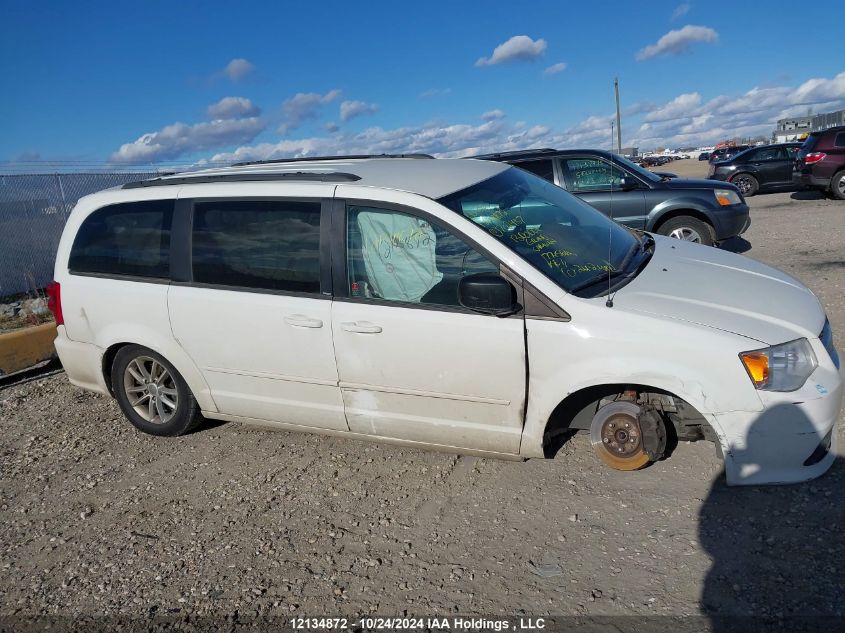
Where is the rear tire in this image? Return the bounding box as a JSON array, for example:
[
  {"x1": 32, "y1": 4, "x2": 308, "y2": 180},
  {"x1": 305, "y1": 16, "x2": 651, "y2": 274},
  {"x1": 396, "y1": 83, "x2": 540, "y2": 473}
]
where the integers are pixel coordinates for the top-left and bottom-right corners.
[
  {"x1": 831, "y1": 170, "x2": 845, "y2": 201},
  {"x1": 111, "y1": 345, "x2": 203, "y2": 437},
  {"x1": 657, "y1": 216, "x2": 715, "y2": 246},
  {"x1": 731, "y1": 173, "x2": 758, "y2": 197}
]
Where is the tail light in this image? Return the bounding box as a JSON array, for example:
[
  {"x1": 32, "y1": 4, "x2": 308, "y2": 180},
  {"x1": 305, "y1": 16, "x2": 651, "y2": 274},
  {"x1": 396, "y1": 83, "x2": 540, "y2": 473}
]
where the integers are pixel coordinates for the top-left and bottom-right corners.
[
  {"x1": 46, "y1": 281, "x2": 64, "y2": 325},
  {"x1": 805, "y1": 152, "x2": 826, "y2": 165}
]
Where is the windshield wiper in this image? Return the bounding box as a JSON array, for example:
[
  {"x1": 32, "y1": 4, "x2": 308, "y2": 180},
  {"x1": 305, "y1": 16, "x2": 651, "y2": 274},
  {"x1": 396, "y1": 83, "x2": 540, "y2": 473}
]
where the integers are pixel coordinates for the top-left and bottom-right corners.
[
  {"x1": 569, "y1": 233, "x2": 655, "y2": 295},
  {"x1": 568, "y1": 268, "x2": 630, "y2": 294}
]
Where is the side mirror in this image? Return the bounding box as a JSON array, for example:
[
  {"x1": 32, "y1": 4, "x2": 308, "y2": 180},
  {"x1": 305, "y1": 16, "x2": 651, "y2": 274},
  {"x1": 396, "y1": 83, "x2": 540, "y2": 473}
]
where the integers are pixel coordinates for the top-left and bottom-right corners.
[
  {"x1": 458, "y1": 273, "x2": 519, "y2": 316},
  {"x1": 619, "y1": 176, "x2": 640, "y2": 191}
]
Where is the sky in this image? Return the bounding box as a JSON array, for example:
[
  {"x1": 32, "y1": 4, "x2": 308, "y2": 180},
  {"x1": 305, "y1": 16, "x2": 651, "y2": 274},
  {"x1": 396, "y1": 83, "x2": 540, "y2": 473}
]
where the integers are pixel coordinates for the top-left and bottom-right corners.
[{"x1": 1, "y1": 0, "x2": 844, "y2": 169}]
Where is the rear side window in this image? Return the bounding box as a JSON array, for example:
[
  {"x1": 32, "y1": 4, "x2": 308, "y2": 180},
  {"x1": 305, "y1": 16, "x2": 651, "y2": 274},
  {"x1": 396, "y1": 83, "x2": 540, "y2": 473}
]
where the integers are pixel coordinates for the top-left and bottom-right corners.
[
  {"x1": 192, "y1": 200, "x2": 321, "y2": 293},
  {"x1": 834, "y1": 132, "x2": 845, "y2": 148},
  {"x1": 514, "y1": 159, "x2": 555, "y2": 182},
  {"x1": 69, "y1": 200, "x2": 174, "y2": 278}
]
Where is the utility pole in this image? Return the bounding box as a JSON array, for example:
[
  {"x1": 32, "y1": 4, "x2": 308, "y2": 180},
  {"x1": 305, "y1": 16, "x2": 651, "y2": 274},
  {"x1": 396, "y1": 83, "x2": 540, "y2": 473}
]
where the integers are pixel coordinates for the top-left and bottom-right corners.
[{"x1": 614, "y1": 77, "x2": 622, "y2": 154}]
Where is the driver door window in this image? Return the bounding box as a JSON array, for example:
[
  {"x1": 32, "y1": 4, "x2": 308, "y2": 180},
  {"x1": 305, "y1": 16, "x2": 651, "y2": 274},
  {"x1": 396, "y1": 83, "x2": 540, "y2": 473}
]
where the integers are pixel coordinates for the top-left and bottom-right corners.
[
  {"x1": 346, "y1": 206, "x2": 498, "y2": 308},
  {"x1": 561, "y1": 158, "x2": 626, "y2": 192}
]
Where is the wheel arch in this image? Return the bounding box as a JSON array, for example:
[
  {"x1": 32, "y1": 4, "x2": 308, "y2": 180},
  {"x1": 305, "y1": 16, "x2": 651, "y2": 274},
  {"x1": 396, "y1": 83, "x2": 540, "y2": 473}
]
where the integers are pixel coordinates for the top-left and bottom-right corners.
[
  {"x1": 99, "y1": 336, "x2": 218, "y2": 413},
  {"x1": 649, "y1": 207, "x2": 714, "y2": 234},
  {"x1": 539, "y1": 382, "x2": 717, "y2": 458}
]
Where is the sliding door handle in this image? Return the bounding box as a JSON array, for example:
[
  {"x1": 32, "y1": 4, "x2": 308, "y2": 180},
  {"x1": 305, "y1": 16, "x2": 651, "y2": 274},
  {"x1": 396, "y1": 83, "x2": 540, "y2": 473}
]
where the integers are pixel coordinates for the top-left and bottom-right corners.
[{"x1": 284, "y1": 314, "x2": 323, "y2": 328}]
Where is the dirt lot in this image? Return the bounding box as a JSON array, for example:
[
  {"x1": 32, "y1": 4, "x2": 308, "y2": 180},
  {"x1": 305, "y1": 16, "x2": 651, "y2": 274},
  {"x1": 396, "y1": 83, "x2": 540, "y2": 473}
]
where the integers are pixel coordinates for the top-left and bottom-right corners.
[{"x1": 1, "y1": 174, "x2": 844, "y2": 628}]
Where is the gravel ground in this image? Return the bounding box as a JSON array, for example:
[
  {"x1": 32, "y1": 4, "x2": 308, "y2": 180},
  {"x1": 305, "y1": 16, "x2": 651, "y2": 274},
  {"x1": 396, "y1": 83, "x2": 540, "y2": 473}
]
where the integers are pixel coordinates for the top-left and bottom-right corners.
[{"x1": 1, "y1": 181, "x2": 843, "y2": 628}]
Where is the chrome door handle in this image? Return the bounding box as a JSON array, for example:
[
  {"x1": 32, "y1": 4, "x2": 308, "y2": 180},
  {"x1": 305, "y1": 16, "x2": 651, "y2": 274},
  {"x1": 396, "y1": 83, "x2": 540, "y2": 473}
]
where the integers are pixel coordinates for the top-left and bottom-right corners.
[
  {"x1": 284, "y1": 314, "x2": 323, "y2": 328},
  {"x1": 340, "y1": 321, "x2": 383, "y2": 334}
]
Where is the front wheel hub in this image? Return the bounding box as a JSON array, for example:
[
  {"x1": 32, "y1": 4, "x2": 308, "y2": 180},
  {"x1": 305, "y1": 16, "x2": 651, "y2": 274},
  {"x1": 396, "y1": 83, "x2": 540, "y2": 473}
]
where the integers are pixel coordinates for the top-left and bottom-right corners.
[{"x1": 589, "y1": 401, "x2": 661, "y2": 471}]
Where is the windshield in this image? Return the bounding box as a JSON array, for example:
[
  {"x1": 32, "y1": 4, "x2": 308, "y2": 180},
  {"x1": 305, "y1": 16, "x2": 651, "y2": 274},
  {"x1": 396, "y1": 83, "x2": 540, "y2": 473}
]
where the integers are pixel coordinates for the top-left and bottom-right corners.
[
  {"x1": 438, "y1": 167, "x2": 646, "y2": 296},
  {"x1": 612, "y1": 155, "x2": 662, "y2": 183}
]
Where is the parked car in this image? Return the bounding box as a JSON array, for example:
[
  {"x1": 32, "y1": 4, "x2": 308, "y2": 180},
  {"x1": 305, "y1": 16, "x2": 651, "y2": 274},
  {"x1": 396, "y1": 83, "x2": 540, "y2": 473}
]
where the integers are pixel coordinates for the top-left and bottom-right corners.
[
  {"x1": 698, "y1": 152, "x2": 711, "y2": 161},
  {"x1": 794, "y1": 125, "x2": 845, "y2": 200},
  {"x1": 709, "y1": 145, "x2": 751, "y2": 163},
  {"x1": 49, "y1": 156, "x2": 841, "y2": 486},
  {"x1": 472, "y1": 148, "x2": 749, "y2": 246},
  {"x1": 707, "y1": 143, "x2": 802, "y2": 196}
]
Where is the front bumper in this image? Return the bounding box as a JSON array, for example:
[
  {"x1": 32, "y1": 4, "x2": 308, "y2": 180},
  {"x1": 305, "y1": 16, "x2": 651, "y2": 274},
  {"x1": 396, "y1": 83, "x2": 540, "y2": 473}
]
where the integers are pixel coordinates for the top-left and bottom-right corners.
[
  {"x1": 710, "y1": 203, "x2": 751, "y2": 240},
  {"x1": 709, "y1": 353, "x2": 843, "y2": 486}
]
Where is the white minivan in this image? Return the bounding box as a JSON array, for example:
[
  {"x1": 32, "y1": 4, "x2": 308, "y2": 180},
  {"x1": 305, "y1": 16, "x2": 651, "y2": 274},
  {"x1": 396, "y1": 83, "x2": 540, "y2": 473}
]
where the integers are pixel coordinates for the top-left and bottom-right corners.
[{"x1": 49, "y1": 156, "x2": 842, "y2": 485}]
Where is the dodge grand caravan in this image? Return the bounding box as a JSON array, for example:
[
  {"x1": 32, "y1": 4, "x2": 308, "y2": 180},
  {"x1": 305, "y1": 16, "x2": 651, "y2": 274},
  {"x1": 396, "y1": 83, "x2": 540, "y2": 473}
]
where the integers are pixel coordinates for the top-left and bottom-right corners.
[{"x1": 50, "y1": 156, "x2": 842, "y2": 485}]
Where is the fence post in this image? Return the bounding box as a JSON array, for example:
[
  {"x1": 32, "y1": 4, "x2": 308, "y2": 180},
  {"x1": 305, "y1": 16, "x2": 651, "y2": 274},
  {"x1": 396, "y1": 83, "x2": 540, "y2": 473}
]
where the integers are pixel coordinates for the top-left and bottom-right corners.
[{"x1": 56, "y1": 173, "x2": 68, "y2": 215}]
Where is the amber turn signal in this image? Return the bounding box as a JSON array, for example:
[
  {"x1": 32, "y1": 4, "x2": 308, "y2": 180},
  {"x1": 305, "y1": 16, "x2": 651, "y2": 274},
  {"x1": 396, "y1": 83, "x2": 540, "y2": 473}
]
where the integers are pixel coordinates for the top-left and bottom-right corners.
[{"x1": 740, "y1": 351, "x2": 769, "y2": 387}]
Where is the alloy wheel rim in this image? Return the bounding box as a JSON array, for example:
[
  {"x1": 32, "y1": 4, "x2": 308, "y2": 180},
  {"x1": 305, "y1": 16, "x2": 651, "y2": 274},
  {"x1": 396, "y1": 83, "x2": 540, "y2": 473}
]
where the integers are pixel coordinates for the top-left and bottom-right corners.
[
  {"x1": 668, "y1": 227, "x2": 702, "y2": 242},
  {"x1": 123, "y1": 356, "x2": 178, "y2": 424},
  {"x1": 734, "y1": 176, "x2": 753, "y2": 194},
  {"x1": 838, "y1": 175, "x2": 845, "y2": 195}
]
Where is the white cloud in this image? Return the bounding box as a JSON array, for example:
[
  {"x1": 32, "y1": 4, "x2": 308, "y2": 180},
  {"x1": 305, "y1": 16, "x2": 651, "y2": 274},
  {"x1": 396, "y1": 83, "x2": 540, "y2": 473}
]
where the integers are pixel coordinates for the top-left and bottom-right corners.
[
  {"x1": 340, "y1": 100, "x2": 379, "y2": 122},
  {"x1": 671, "y1": 3, "x2": 691, "y2": 20},
  {"x1": 111, "y1": 117, "x2": 265, "y2": 164},
  {"x1": 643, "y1": 92, "x2": 702, "y2": 122},
  {"x1": 636, "y1": 25, "x2": 718, "y2": 60},
  {"x1": 793, "y1": 71, "x2": 845, "y2": 104},
  {"x1": 207, "y1": 96, "x2": 261, "y2": 120},
  {"x1": 166, "y1": 70, "x2": 845, "y2": 166},
  {"x1": 222, "y1": 58, "x2": 255, "y2": 82},
  {"x1": 543, "y1": 62, "x2": 567, "y2": 76},
  {"x1": 629, "y1": 71, "x2": 845, "y2": 148},
  {"x1": 279, "y1": 89, "x2": 342, "y2": 133},
  {"x1": 419, "y1": 87, "x2": 451, "y2": 99},
  {"x1": 476, "y1": 35, "x2": 547, "y2": 66},
  {"x1": 482, "y1": 109, "x2": 506, "y2": 121}
]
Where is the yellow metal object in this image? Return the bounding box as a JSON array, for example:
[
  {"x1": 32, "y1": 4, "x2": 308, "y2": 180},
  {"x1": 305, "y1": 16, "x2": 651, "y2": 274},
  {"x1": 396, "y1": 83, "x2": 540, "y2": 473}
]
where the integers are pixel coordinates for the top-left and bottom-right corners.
[{"x1": 0, "y1": 322, "x2": 57, "y2": 376}]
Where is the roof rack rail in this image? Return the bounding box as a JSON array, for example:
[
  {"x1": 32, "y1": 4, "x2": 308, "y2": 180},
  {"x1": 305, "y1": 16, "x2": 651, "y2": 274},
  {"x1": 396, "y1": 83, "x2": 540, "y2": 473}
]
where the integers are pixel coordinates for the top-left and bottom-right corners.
[
  {"x1": 231, "y1": 153, "x2": 434, "y2": 167},
  {"x1": 470, "y1": 148, "x2": 558, "y2": 160},
  {"x1": 122, "y1": 171, "x2": 361, "y2": 189}
]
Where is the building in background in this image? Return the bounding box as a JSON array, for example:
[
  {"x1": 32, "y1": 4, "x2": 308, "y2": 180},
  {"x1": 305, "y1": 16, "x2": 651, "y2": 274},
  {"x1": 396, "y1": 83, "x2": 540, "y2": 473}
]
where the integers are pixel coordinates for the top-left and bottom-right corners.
[
  {"x1": 617, "y1": 147, "x2": 638, "y2": 158},
  {"x1": 774, "y1": 108, "x2": 845, "y2": 143}
]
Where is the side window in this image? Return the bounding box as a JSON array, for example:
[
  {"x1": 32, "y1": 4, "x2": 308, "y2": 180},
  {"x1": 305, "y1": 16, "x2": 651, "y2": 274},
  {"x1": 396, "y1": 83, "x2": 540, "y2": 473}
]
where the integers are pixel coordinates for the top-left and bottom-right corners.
[
  {"x1": 192, "y1": 200, "x2": 321, "y2": 293},
  {"x1": 786, "y1": 145, "x2": 800, "y2": 158},
  {"x1": 514, "y1": 159, "x2": 555, "y2": 182},
  {"x1": 834, "y1": 132, "x2": 845, "y2": 148},
  {"x1": 346, "y1": 206, "x2": 498, "y2": 307},
  {"x1": 561, "y1": 158, "x2": 625, "y2": 192},
  {"x1": 69, "y1": 200, "x2": 173, "y2": 278},
  {"x1": 750, "y1": 147, "x2": 785, "y2": 161}
]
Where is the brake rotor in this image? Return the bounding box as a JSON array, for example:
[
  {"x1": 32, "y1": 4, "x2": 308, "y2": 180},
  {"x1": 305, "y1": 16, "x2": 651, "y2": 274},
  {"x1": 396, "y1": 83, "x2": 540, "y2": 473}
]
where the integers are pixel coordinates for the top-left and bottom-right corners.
[{"x1": 589, "y1": 401, "x2": 651, "y2": 471}]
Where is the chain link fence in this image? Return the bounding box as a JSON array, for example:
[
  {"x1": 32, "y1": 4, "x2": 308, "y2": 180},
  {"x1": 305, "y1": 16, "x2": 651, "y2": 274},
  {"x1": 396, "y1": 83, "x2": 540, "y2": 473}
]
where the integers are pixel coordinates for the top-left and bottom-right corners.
[{"x1": 0, "y1": 173, "x2": 157, "y2": 299}]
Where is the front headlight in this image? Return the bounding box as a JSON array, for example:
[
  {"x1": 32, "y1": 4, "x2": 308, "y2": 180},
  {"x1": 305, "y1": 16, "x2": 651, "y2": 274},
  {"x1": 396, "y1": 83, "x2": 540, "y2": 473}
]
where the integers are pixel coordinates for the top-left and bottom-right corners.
[
  {"x1": 740, "y1": 338, "x2": 818, "y2": 391},
  {"x1": 715, "y1": 189, "x2": 742, "y2": 206}
]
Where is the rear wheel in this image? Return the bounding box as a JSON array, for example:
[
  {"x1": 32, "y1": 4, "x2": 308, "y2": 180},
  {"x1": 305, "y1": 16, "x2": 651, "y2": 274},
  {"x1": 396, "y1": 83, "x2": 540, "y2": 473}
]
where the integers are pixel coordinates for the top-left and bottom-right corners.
[
  {"x1": 656, "y1": 215, "x2": 715, "y2": 246},
  {"x1": 731, "y1": 173, "x2": 758, "y2": 197},
  {"x1": 832, "y1": 170, "x2": 845, "y2": 201},
  {"x1": 111, "y1": 345, "x2": 203, "y2": 436}
]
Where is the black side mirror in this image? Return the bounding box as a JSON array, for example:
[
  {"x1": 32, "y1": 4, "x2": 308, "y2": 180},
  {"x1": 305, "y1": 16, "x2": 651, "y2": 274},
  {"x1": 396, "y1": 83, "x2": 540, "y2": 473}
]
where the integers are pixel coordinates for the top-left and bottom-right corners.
[
  {"x1": 619, "y1": 176, "x2": 640, "y2": 191},
  {"x1": 458, "y1": 273, "x2": 519, "y2": 316}
]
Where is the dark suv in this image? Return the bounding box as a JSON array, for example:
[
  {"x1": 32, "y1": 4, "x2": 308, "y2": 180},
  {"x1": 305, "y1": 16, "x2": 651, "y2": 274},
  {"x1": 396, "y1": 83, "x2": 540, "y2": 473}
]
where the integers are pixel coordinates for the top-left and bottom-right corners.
[
  {"x1": 473, "y1": 148, "x2": 750, "y2": 246},
  {"x1": 794, "y1": 126, "x2": 845, "y2": 200},
  {"x1": 708, "y1": 143, "x2": 802, "y2": 196}
]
